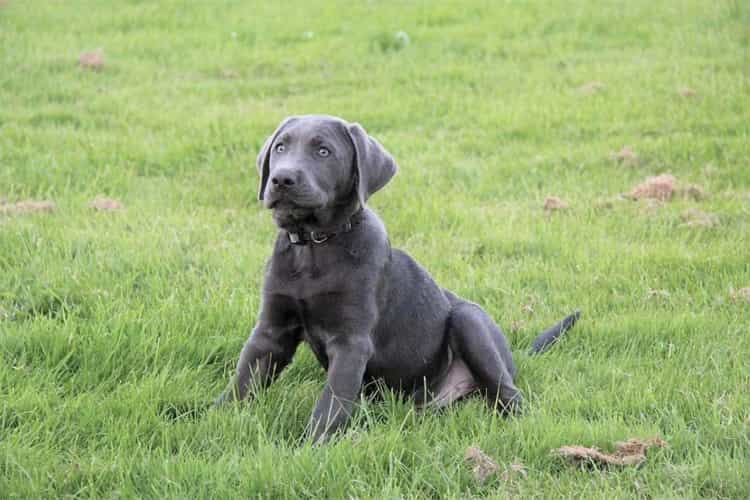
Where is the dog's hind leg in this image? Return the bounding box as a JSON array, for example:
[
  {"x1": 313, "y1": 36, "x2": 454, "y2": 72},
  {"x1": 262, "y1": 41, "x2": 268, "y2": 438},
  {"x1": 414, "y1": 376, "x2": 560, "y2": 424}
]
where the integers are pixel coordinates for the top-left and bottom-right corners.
[{"x1": 447, "y1": 302, "x2": 523, "y2": 413}]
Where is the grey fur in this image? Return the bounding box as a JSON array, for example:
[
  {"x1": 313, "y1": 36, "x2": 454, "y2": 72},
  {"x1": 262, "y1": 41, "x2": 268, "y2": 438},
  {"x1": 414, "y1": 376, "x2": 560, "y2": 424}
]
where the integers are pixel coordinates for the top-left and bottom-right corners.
[{"x1": 216, "y1": 115, "x2": 580, "y2": 443}]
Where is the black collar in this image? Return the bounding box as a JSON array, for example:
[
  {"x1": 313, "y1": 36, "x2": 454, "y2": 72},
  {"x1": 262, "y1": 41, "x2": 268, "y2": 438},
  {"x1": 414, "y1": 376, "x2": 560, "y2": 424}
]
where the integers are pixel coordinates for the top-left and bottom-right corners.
[{"x1": 286, "y1": 210, "x2": 364, "y2": 246}]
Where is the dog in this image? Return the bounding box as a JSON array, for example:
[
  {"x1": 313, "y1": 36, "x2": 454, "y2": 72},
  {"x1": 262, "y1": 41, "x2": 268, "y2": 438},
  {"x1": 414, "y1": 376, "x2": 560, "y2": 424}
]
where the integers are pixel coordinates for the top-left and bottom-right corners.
[{"x1": 215, "y1": 115, "x2": 580, "y2": 443}]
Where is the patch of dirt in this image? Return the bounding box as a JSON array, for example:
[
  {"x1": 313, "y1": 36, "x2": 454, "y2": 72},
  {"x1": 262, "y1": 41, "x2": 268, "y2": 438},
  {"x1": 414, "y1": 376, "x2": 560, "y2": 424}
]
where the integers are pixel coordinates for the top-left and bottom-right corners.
[
  {"x1": 0, "y1": 199, "x2": 56, "y2": 214},
  {"x1": 553, "y1": 437, "x2": 667, "y2": 468},
  {"x1": 646, "y1": 289, "x2": 671, "y2": 301},
  {"x1": 680, "y1": 208, "x2": 719, "y2": 228},
  {"x1": 578, "y1": 81, "x2": 605, "y2": 95},
  {"x1": 500, "y1": 462, "x2": 528, "y2": 482},
  {"x1": 678, "y1": 86, "x2": 698, "y2": 98},
  {"x1": 79, "y1": 49, "x2": 105, "y2": 71},
  {"x1": 626, "y1": 175, "x2": 708, "y2": 203},
  {"x1": 637, "y1": 198, "x2": 665, "y2": 215},
  {"x1": 544, "y1": 196, "x2": 569, "y2": 212},
  {"x1": 594, "y1": 195, "x2": 627, "y2": 210},
  {"x1": 678, "y1": 184, "x2": 707, "y2": 201},
  {"x1": 611, "y1": 146, "x2": 639, "y2": 166},
  {"x1": 729, "y1": 287, "x2": 750, "y2": 305},
  {"x1": 627, "y1": 174, "x2": 676, "y2": 201},
  {"x1": 89, "y1": 196, "x2": 124, "y2": 211},
  {"x1": 595, "y1": 195, "x2": 628, "y2": 209},
  {"x1": 702, "y1": 164, "x2": 718, "y2": 177},
  {"x1": 594, "y1": 199, "x2": 614, "y2": 209},
  {"x1": 219, "y1": 68, "x2": 240, "y2": 79},
  {"x1": 509, "y1": 320, "x2": 525, "y2": 334},
  {"x1": 465, "y1": 446, "x2": 499, "y2": 483},
  {"x1": 522, "y1": 304, "x2": 534, "y2": 316}
]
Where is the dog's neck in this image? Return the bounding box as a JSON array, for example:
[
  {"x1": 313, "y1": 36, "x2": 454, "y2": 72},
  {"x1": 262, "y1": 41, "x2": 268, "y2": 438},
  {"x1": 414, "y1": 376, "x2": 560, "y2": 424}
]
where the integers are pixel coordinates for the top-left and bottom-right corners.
[{"x1": 275, "y1": 198, "x2": 363, "y2": 245}]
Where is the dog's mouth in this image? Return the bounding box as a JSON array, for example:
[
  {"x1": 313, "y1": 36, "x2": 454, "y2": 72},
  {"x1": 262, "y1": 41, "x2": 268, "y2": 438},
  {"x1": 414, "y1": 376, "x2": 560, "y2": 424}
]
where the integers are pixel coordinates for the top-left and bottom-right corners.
[
  {"x1": 264, "y1": 187, "x2": 326, "y2": 210},
  {"x1": 271, "y1": 206, "x2": 320, "y2": 230},
  {"x1": 266, "y1": 198, "x2": 322, "y2": 213},
  {"x1": 267, "y1": 196, "x2": 324, "y2": 229},
  {"x1": 271, "y1": 203, "x2": 315, "y2": 218},
  {"x1": 263, "y1": 189, "x2": 350, "y2": 231}
]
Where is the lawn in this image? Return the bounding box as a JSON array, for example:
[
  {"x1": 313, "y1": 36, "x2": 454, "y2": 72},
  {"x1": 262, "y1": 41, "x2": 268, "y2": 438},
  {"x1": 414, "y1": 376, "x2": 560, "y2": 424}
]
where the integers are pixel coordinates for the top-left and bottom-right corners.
[{"x1": 1, "y1": 0, "x2": 749, "y2": 497}]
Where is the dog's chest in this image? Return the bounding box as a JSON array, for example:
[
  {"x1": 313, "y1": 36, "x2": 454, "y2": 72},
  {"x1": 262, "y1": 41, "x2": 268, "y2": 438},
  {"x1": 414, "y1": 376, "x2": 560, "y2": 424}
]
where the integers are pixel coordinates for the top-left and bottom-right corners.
[
  {"x1": 265, "y1": 243, "x2": 379, "y2": 365},
  {"x1": 267, "y1": 242, "x2": 360, "y2": 297}
]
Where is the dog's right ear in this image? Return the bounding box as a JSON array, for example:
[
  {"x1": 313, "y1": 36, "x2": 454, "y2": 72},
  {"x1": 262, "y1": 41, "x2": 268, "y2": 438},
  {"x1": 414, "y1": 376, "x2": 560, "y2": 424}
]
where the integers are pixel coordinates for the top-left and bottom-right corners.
[{"x1": 256, "y1": 116, "x2": 298, "y2": 201}]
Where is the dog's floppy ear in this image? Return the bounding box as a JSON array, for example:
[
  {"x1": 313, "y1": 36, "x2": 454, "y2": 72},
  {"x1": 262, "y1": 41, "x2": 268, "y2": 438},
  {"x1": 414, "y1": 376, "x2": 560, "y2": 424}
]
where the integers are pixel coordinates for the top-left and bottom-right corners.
[
  {"x1": 256, "y1": 116, "x2": 298, "y2": 201},
  {"x1": 347, "y1": 123, "x2": 398, "y2": 205}
]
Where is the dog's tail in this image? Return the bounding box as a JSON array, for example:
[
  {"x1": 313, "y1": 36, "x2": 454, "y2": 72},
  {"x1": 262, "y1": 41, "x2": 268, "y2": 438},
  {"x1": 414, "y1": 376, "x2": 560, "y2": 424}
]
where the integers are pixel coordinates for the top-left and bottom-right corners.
[{"x1": 529, "y1": 310, "x2": 581, "y2": 354}]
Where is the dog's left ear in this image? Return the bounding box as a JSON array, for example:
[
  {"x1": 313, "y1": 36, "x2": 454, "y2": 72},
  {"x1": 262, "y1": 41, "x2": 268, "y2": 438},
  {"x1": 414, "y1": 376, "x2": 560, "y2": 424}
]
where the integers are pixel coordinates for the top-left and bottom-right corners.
[
  {"x1": 347, "y1": 123, "x2": 398, "y2": 205},
  {"x1": 256, "y1": 116, "x2": 298, "y2": 201}
]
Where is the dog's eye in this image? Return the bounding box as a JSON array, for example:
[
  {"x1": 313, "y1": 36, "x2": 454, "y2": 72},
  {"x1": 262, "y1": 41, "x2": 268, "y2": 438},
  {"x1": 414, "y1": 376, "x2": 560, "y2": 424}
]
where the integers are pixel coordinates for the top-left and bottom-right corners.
[
  {"x1": 318, "y1": 147, "x2": 330, "y2": 157},
  {"x1": 274, "y1": 143, "x2": 285, "y2": 153}
]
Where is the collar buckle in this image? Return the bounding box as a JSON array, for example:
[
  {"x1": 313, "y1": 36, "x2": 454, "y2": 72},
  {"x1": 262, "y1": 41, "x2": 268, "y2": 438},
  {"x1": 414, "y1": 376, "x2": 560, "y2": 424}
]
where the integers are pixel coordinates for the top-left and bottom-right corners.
[
  {"x1": 287, "y1": 210, "x2": 362, "y2": 246},
  {"x1": 310, "y1": 232, "x2": 329, "y2": 244}
]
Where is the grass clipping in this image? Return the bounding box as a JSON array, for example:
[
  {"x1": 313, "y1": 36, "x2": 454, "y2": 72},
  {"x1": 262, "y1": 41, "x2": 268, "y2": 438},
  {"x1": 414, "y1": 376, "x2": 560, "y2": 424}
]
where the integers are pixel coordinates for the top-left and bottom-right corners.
[
  {"x1": 90, "y1": 196, "x2": 124, "y2": 211},
  {"x1": 79, "y1": 49, "x2": 105, "y2": 71},
  {"x1": 0, "y1": 199, "x2": 56, "y2": 214},
  {"x1": 553, "y1": 437, "x2": 666, "y2": 468},
  {"x1": 464, "y1": 446, "x2": 527, "y2": 484}
]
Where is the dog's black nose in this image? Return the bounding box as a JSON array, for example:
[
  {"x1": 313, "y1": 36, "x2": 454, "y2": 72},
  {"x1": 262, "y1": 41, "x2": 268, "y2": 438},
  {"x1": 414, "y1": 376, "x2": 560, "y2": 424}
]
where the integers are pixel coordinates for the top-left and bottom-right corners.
[{"x1": 270, "y1": 170, "x2": 296, "y2": 188}]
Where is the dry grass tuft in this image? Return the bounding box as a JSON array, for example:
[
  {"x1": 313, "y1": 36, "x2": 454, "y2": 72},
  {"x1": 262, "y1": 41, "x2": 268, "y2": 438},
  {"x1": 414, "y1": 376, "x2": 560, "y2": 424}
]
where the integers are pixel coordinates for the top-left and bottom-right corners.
[
  {"x1": 544, "y1": 196, "x2": 569, "y2": 212},
  {"x1": 578, "y1": 81, "x2": 605, "y2": 95},
  {"x1": 627, "y1": 174, "x2": 676, "y2": 201},
  {"x1": 465, "y1": 446, "x2": 499, "y2": 483},
  {"x1": 90, "y1": 196, "x2": 124, "y2": 211},
  {"x1": 0, "y1": 199, "x2": 56, "y2": 214},
  {"x1": 553, "y1": 437, "x2": 667, "y2": 468},
  {"x1": 79, "y1": 49, "x2": 105, "y2": 71}
]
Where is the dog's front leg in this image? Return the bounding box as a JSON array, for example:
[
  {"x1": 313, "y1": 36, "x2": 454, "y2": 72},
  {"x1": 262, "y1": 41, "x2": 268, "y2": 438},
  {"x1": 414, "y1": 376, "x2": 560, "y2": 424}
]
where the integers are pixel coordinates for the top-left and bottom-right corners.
[
  {"x1": 215, "y1": 320, "x2": 302, "y2": 406},
  {"x1": 307, "y1": 336, "x2": 373, "y2": 444}
]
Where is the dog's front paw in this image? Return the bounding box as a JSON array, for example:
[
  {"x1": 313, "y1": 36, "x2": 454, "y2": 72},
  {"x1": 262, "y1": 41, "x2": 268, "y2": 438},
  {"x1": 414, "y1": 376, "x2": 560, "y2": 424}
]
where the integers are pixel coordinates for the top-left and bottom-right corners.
[
  {"x1": 213, "y1": 392, "x2": 231, "y2": 409},
  {"x1": 213, "y1": 382, "x2": 242, "y2": 408},
  {"x1": 492, "y1": 390, "x2": 523, "y2": 416},
  {"x1": 306, "y1": 424, "x2": 330, "y2": 446}
]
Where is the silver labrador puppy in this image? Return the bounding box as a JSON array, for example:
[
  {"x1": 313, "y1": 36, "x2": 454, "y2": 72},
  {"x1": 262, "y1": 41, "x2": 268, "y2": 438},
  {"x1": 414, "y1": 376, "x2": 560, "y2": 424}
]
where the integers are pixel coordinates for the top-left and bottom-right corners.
[{"x1": 216, "y1": 115, "x2": 580, "y2": 443}]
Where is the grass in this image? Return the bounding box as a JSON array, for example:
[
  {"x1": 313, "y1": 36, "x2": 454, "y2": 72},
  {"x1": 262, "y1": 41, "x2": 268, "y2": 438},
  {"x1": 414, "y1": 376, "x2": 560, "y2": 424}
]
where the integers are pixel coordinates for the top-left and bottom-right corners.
[{"x1": 1, "y1": 0, "x2": 749, "y2": 497}]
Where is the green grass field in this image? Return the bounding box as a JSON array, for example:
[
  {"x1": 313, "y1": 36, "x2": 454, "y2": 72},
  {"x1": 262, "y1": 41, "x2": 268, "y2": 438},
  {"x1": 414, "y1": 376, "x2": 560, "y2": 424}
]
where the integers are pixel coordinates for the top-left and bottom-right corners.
[{"x1": 2, "y1": 0, "x2": 749, "y2": 497}]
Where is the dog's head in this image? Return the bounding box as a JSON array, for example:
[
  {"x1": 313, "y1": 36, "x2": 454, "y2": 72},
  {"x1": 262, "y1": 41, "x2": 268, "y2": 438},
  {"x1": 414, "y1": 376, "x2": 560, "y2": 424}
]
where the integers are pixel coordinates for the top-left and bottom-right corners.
[{"x1": 256, "y1": 115, "x2": 397, "y2": 230}]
